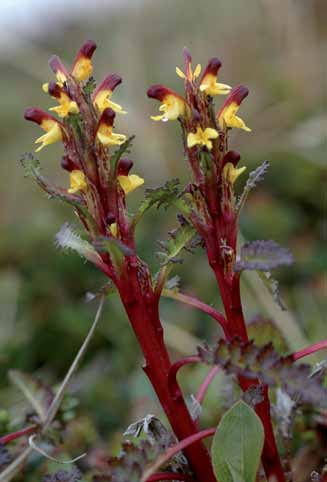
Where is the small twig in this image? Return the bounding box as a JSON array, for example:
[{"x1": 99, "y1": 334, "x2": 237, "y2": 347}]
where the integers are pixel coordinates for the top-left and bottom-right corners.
[
  {"x1": 28, "y1": 435, "x2": 86, "y2": 464},
  {"x1": 0, "y1": 425, "x2": 37, "y2": 445},
  {"x1": 291, "y1": 340, "x2": 327, "y2": 362},
  {"x1": 163, "y1": 288, "x2": 227, "y2": 332},
  {"x1": 141, "y1": 428, "x2": 216, "y2": 482}
]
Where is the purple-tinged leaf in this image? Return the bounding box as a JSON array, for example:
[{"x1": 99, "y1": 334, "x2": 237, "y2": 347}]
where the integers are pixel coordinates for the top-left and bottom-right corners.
[{"x1": 235, "y1": 240, "x2": 294, "y2": 272}]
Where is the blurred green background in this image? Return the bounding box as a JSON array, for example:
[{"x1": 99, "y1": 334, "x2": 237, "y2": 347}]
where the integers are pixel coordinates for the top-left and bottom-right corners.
[{"x1": 0, "y1": 0, "x2": 326, "y2": 477}]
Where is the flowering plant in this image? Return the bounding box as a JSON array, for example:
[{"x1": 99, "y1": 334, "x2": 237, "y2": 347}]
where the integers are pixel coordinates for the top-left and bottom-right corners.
[{"x1": 1, "y1": 41, "x2": 327, "y2": 482}]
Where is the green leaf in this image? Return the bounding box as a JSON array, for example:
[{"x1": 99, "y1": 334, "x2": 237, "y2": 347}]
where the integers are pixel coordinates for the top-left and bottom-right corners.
[
  {"x1": 157, "y1": 221, "x2": 197, "y2": 266},
  {"x1": 211, "y1": 400, "x2": 264, "y2": 482},
  {"x1": 8, "y1": 370, "x2": 53, "y2": 423},
  {"x1": 134, "y1": 179, "x2": 189, "y2": 224}
]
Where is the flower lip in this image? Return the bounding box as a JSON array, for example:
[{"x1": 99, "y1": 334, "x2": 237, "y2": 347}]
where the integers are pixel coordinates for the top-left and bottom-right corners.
[
  {"x1": 99, "y1": 107, "x2": 116, "y2": 127},
  {"x1": 93, "y1": 73, "x2": 122, "y2": 98}
]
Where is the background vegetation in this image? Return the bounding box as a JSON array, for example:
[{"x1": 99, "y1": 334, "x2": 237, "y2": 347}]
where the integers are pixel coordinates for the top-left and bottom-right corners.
[{"x1": 0, "y1": 0, "x2": 325, "y2": 479}]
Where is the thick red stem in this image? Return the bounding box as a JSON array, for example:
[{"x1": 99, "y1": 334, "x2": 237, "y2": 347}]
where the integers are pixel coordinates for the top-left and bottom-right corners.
[
  {"x1": 118, "y1": 268, "x2": 216, "y2": 482},
  {"x1": 211, "y1": 263, "x2": 285, "y2": 482}
]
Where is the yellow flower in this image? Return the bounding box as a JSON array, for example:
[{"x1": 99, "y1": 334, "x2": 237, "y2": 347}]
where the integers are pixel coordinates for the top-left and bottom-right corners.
[
  {"x1": 223, "y1": 162, "x2": 246, "y2": 185},
  {"x1": 71, "y1": 40, "x2": 97, "y2": 82},
  {"x1": 68, "y1": 170, "x2": 88, "y2": 194},
  {"x1": 118, "y1": 174, "x2": 144, "y2": 194},
  {"x1": 49, "y1": 94, "x2": 79, "y2": 118},
  {"x1": 94, "y1": 90, "x2": 126, "y2": 114},
  {"x1": 219, "y1": 102, "x2": 251, "y2": 132},
  {"x1": 97, "y1": 125, "x2": 127, "y2": 147},
  {"x1": 96, "y1": 108, "x2": 127, "y2": 147},
  {"x1": 24, "y1": 108, "x2": 63, "y2": 152},
  {"x1": 218, "y1": 85, "x2": 251, "y2": 132},
  {"x1": 35, "y1": 121, "x2": 63, "y2": 152},
  {"x1": 200, "y1": 74, "x2": 231, "y2": 96},
  {"x1": 187, "y1": 126, "x2": 219, "y2": 151},
  {"x1": 147, "y1": 85, "x2": 185, "y2": 122},
  {"x1": 199, "y1": 57, "x2": 231, "y2": 96}
]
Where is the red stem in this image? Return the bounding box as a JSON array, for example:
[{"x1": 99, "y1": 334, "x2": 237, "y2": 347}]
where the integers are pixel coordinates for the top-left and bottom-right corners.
[
  {"x1": 210, "y1": 262, "x2": 285, "y2": 482},
  {"x1": 291, "y1": 340, "x2": 327, "y2": 361},
  {"x1": 164, "y1": 290, "x2": 227, "y2": 332},
  {"x1": 0, "y1": 425, "x2": 37, "y2": 445},
  {"x1": 146, "y1": 472, "x2": 196, "y2": 482},
  {"x1": 118, "y1": 266, "x2": 216, "y2": 482}
]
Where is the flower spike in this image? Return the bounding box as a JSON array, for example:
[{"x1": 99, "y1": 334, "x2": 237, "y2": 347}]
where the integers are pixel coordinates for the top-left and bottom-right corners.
[
  {"x1": 92, "y1": 73, "x2": 126, "y2": 114},
  {"x1": 24, "y1": 108, "x2": 63, "y2": 152},
  {"x1": 199, "y1": 57, "x2": 231, "y2": 96},
  {"x1": 187, "y1": 126, "x2": 219, "y2": 151},
  {"x1": 217, "y1": 85, "x2": 251, "y2": 132},
  {"x1": 48, "y1": 81, "x2": 79, "y2": 118},
  {"x1": 48, "y1": 55, "x2": 69, "y2": 84},
  {"x1": 96, "y1": 108, "x2": 127, "y2": 146},
  {"x1": 71, "y1": 40, "x2": 97, "y2": 82},
  {"x1": 147, "y1": 85, "x2": 185, "y2": 122}
]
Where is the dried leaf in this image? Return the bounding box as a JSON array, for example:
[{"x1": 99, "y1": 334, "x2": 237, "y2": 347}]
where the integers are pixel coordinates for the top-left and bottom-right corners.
[{"x1": 235, "y1": 240, "x2": 294, "y2": 272}]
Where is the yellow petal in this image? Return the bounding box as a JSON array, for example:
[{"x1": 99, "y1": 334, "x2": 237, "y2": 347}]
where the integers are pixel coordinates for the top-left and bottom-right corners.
[
  {"x1": 35, "y1": 123, "x2": 62, "y2": 152},
  {"x1": 72, "y1": 58, "x2": 93, "y2": 82},
  {"x1": 223, "y1": 162, "x2": 247, "y2": 184},
  {"x1": 151, "y1": 114, "x2": 165, "y2": 121},
  {"x1": 193, "y1": 63, "x2": 202, "y2": 79},
  {"x1": 68, "y1": 170, "x2": 88, "y2": 193},
  {"x1": 204, "y1": 128, "x2": 219, "y2": 139},
  {"x1": 176, "y1": 66, "x2": 186, "y2": 79},
  {"x1": 187, "y1": 132, "x2": 198, "y2": 148},
  {"x1": 118, "y1": 174, "x2": 144, "y2": 194},
  {"x1": 110, "y1": 223, "x2": 118, "y2": 237}
]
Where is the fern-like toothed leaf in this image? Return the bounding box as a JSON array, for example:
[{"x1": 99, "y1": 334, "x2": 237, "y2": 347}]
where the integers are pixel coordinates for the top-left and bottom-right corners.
[
  {"x1": 198, "y1": 338, "x2": 327, "y2": 407},
  {"x1": 235, "y1": 240, "x2": 294, "y2": 272},
  {"x1": 237, "y1": 160, "x2": 270, "y2": 211},
  {"x1": 55, "y1": 223, "x2": 103, "y2": 266},
  {"x1": 157, "y1": 218, "x2": 197, "y2": 266},
  {"x1": 20, "y1": 153, "x2": 96, "y2": 227}
]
